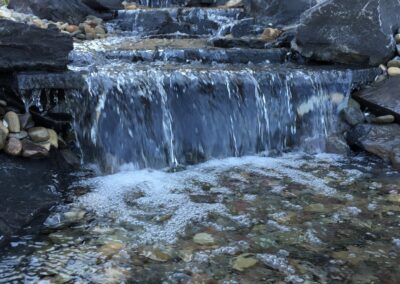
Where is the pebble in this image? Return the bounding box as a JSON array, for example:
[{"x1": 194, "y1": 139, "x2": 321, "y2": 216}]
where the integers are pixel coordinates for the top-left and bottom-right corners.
[
  {"x1": 4, "y1": 137, "x2": 22, "y2": 156},
  {"x1": 9, "y1": 130, "x2": 28, "y2": 140},
  {"x1": 48, "y1": 129, "x2": 59, "y2": 149},
  {"x1": 0, "y1": 100, "x2": 6, "y2": 107},
  {"x1": 4, "y1": 111, "x2": 20, "y2": 133},
  {"x1": 396, "y1": 34, "x2": 400, "y2": 44},
  {"x1": 388, "y1": 67, "x2": 400, "y2": 76},
  {"x1": 371, "y1": 115, "x2": 395, "y2": 124},
  {"x1": 66, "y1": 25, "x2": 79, "y2": 33},
  {"x1": 259, "y1": 27, "x2": 282, "y2": 41},
  {"x1": 193, "y1": 233, "x2": 215, "y2": 245},
  {"x1": 28, "y1": 127, "x2": 50, "y2": 142},
  {"x1": 387, "y1": 57, "x2": 400, "y2": 68}
]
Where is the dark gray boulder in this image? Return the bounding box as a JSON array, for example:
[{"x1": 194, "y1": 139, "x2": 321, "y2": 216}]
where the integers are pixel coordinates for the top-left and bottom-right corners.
[
  {"x1": 353, "y1": 77, "x2": 400, "y2": 122},
  {"x1": 293, "y1": 0, "x2": 400, "y2": 66},
  {"x1": 0, "y1": 20, "x2": 73, "y2": 71},
  {"x1": 0, "y1": 153, "x2": 74, "y2": 246},
  {"x1": 244, "y1": 0, "x2": 317, "y2": 26},
  {"x1": 81, "y1": 0, "x2": 123, "y2": 10},
  {"x1": 347, "y1": 123, "x2": 400, "y2": 169},
  {"x1": 8, "y1": 0, "x2": 100, "y2": 24}
]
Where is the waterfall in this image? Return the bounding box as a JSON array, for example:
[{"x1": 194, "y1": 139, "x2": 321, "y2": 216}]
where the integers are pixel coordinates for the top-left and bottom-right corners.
[{"x1": 67, "y1": 63, "x2": 356, "y2": 171}]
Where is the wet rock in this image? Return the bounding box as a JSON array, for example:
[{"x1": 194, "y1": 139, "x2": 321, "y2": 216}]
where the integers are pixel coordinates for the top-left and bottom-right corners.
[
  {"x1": 28, "y1": 127, "x2": 50, "y2": 142},
  {"x1": 66, "y1": 25, "x2": 79, "y2": 33},
  {"x1": 294, "y1": 0, "x2": 400, "y2": 66},
  {"x1": 22, "y1": 140, "x2": 49, "y2": 158},
  {"x1": 48, "y1": 129, "x2": 59, "y2": 149},
  {"x1": 391, "y1": 146, "x2": 400, "y2": 169},
  {"x1": 82, "y1": 0, "x2": 124, "y2": 10},
  {"x1": 209, "y1": 37, "x2": 268, "y2": 49},
  {"x1": 340, "y1": 99, "x2": 364, "y2": 126},
  {"x1": 0, "y1": 122, "x2": 8, "y2": 150},
  {"x1": 326, "y1": 135, "x2": 351, "y2": 155},
  {"x1": 8, "y1": 0, "x2": 100, "y2": 25},
  {"x1": 9, "y1": 130, "x2": 28, "y2": 140},
  {"x1": 59, "y1": 149, "x2": 81, "y2": 168},
  {"x1": 222, "y1": 0, "x2": 243, "y2": 8},
  {"x1": 0, "y1": 19, "x2": 73, "y2": 71},
  {"x1": 44, "y1": 208, "x2": 86, "y2": 229},
  {"x1": 232, "y1": 253, "x2": 258, "y2": 271},
  {"x1": 100, "y1": 241, "x2": 124, "y2": 258},
  {"x1": 387, "y1": 57, "x2": 400, "y2": 68},
  {"x1": 388, "y1": 67, "x2": 400, "y2": 76},
  {"x1": 370, "y1": 115, "x2": 395, "y2": 124},
  {"x1": 4, "y1": 137, "x2": 22, "y2": 156},
  {"x1": 259, "y1": 28, "x2": 282, "y2": 41},
  {"x1": 246, "y1": 0, "x2": 317, "y2": 26},
  {"x1": 353, "y1": 77, "x2": 400, "y2": 122},
  {"x1": 4, "y1": 111, "x2": 20, "y2": 133},
  {"x1": 193, "y1": 232, "x2": 215, "y2": 245},
  {"x1": 141, "y1": 247, "x2": 173, "y2": 262},
  {"x1": 18, "y1": 113, "x2": 33, "y2": 130},
  {"x1": 347, "y1": 124, "x2": 400, "y2": 167}
]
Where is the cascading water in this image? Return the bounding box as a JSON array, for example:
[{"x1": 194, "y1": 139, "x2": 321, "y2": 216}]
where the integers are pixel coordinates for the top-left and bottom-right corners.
[
  {"x1": 3, "y1": 3, "x2": 400, "y2": 284},
  {"x1": 68, "y1": 62, "x2": 357, "y2": 171}
]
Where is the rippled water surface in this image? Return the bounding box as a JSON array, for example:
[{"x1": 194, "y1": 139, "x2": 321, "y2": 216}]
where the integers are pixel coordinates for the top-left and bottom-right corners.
[{"x1": 1, "y1": 153, "x2": 400, "y2": 283}]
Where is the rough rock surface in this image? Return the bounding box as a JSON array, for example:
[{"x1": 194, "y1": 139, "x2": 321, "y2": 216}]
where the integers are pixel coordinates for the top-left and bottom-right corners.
[
  {"x1": 0, "y1": 153, "x2": 72, "y2": 245},
  {"x1": 347, "y1": 123, "x2": 400, "y2": 168},
  {"x1": 354, "y1": 77, "x2": 400, "y2": 122},
  {"x1": 8, "y1": 0, "x2": 100, "y2": 24},
  {"x1": 0, "y1": 19, "x2": 73, "y2": 71},
  {"x1": 245, "y1": 0, "x2": 317, "y2": 26},
  {"x1": 82, "y1": 0, "x2": 124, "y2": 10},
  {"x1": 294, "y1": 0, "x2": 400, "y2": 66}
]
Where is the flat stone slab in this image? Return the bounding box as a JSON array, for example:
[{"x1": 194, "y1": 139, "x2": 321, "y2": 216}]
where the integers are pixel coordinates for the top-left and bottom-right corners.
[
  {"x1": 354, "y1": 77, "x2": 400, "y2": 122},
  {"x1": 347, "y1": 123, "x2": 400, "y2": 168}
]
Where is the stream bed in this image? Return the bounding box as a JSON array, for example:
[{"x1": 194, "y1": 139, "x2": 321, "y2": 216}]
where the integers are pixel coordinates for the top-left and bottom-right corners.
[{"x1": 0, "y1": 152, "x2": 399, "y2": 283}]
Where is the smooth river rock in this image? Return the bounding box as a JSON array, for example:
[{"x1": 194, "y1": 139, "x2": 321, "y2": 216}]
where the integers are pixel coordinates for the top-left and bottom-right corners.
[
  {"x1": 4, "y1": 137, "x2": 22, "y2": 156},
  {"x1": 4, "y1": 111, "x2": 20, "y2": 133},
  {"x1": 28, "y1": 127, "x2": 50, "y2": 142},
  {"x1": 294, "y1": 0, "x2": 400, "y2": 66}
]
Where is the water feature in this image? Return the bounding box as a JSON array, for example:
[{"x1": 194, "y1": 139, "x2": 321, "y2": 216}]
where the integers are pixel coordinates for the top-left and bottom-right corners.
[{"x1": 0, "y1": 2, "x2": 397, "y2": 284}]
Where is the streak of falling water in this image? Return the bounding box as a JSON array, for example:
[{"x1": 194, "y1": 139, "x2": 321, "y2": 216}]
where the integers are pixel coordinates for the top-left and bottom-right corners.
[{"x1": 155, "y1": 71, "x2": 178, "y2": 166}]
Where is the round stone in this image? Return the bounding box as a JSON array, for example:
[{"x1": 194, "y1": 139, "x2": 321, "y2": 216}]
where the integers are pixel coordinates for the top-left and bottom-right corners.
[
  {"x1": 28, "y1": 127, "x2": 50, "y2": 142},
  {"x1": 388, "y1": 67, "x2": 400, "y2": 76},
  {"x1": 4, "y1": 137, "x2": 22, "y2": 156},
  {"x1": 4, "y1": 111, "x2": 20, "y2": 133}
]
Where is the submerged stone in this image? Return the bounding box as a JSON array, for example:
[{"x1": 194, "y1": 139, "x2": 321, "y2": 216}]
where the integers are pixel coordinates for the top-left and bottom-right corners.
[{"x1": 193, "y1": 233, "x2": 215, "y2": 245}]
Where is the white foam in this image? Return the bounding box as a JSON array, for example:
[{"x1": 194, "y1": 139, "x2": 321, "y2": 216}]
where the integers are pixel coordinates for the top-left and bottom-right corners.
[{"x1": 78, "y1": 153, "x2": 352, "y2": 244}]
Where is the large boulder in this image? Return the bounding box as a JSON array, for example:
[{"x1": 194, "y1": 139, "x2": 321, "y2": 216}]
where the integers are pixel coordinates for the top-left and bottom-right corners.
[
  {"x1": 244, "y1": 0, "x2": 317, "y2": 26},
  {"x1": 347, "y1": 123, "x2": 400, "y2": 169},
  {"x1": 0, "y1": 19, "x2": 73, "y2": 71},
  {"x1": 8, "y1": 0, "x2": 100, "y2": 25},
  {"x1": 81, "y1": 0, "x2": 123, "y2": 10},
  {"x1": 353, "y1": 77, "x2": 400, "y2": 122},
  {"x1": 293, "y1": 0, "x2": 400, "y2": 66}
]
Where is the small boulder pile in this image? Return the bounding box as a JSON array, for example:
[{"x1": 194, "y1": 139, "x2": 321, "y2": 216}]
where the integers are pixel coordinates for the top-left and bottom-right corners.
[
  {"x1": 64, "y1": 15, "x2": 106, "y2": 40},
  {"x1": 0, "y1": 100, "x2": 64, "y2": 158},
  {"x1": 379, "y1": 30, "x2": 400, "y2": 79},
  {"x1": 0, "y1": 6, "x2": 106, "y2": 41}
]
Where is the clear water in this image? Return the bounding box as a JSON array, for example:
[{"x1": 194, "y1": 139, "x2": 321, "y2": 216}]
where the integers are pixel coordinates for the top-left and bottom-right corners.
[{"x1": 1, "y1": 153, "x2": 399, "y2": 283}]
